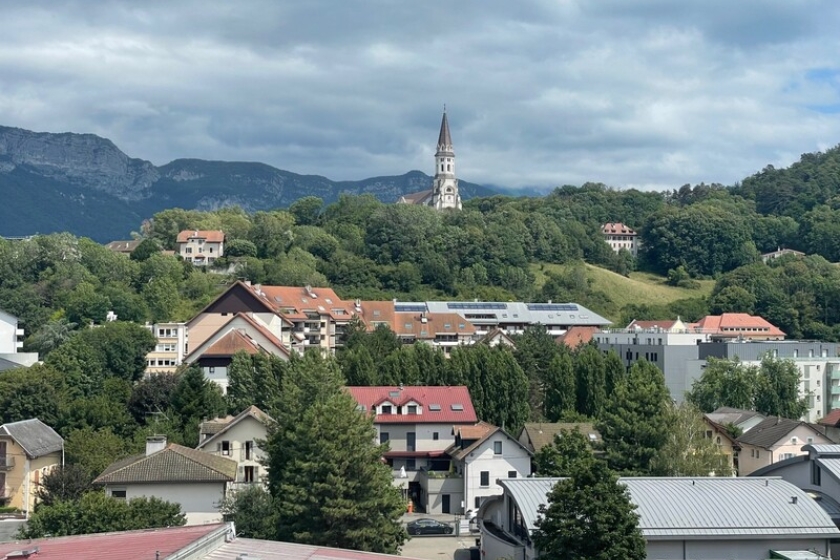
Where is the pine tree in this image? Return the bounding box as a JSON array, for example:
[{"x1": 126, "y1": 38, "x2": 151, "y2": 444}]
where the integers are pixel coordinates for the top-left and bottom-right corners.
[
  {"x1": 574, "y1": 343, "x2": 606, "y2": 418},
  {"x1": 597, "y1": 360, "x2": 673, "y2": 475},
  {"x1": 171, "y1": 365, "x2": 226, "y2": 446},
  {"x1": 533, "y1": 460, "x2": 646, "y2": 560},
  {"x1": 544, "y1": 349, "x2": 576, "y2": 421},
  {"x1": 227, "y1": 351, "x2": 257, "y2": 413},
  {"x1": 340, "y1": 346, "x2": 378, "y2": 386},
  {"x1": 265, "y1": 351, "x2": 406, "y2": 553}
]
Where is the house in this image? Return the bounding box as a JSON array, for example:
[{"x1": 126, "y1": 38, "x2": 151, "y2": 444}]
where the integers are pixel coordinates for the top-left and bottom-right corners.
[
  {"x1": 694, "y1": 313, "x2": 786, "y2": 341},
  {"x1": 445, "y1": 423, "x2": 532, "y2": 513},
  {"x1": 477, "y1": 328, "x2": 517, "y2": 348},
  {"x1": 346, "y1": 385, "x2": 477, "y2": 512},
  {"x1": 762, "y1": 247, "x2": 806, "y2": 263},
  {"x1": 196, "y1": 406, "x2": 272, "y2": 491},
  {"x1": 479, "y1": 477, "x2": 840, "y2": 560},
  {"x1": 517, "y1": 422, "x2": 601, "y2": 454},
  {"x1": 818, "y1": 409, "x2": 840, "y2": 442},
  {"x1": 0, "y1": 309, "x2": 39, "y2": 371},
  {"x1": 705, "y1": 407, "x2": 767, "y2": 434},
  {"x1": 184, "y1": 313, "x2": 290, "y2": 393},
  {"x1": 702, "y1": 415, "x2": 740, "y2": 476},
  {"x1": 749, "y1": 444, "x2": 840, "y2": 529},
  {"x1": 0, "y1": 522, "x2": 421, "y2": 560},
  {"x1": 0, "y1": 419, "x2": 63, "y2": 517},
  {"x1": 94, "y1": 436, "x2": 237, "y2": 525},
  {"x1": 601, "y1": 222, "x2": 638, "y2": 256},
  {"x1": 176, "y1": 230, "x2": 225, "y2": 266},
  {"x1": 736, "y1": 416, "x2": 832, "y2": 476},
  {"x1": 144, "y1": 321, "x2": 188, "y2": 375},
  {"x1": 555, "y1": 326, "x2": 599, "y2": 349},
  {"x1": 104, "y1": 239, "x2": 143, "y2": 255}
]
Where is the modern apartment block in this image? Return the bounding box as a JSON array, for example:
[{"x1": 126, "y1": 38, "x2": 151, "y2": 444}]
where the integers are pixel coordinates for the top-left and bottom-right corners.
[{"x1": 145, "y1": 322, "x2": 188, "y2": 375}]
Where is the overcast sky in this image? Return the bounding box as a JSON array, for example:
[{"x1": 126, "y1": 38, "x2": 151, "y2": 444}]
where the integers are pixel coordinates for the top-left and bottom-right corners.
[{"x1": 2, "y1": 1, "x2": 840, "y2": 191}]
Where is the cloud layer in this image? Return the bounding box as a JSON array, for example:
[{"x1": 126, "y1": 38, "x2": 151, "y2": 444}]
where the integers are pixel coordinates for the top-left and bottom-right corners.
[{"x1": 2, "y1": 1, "x2": 839, "y2": 190}]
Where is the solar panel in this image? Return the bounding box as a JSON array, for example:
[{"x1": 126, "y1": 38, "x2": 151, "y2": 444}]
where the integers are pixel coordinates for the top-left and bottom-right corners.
[
  {"x1": 447, "y1": 302, "x2": 507, "y2": 310},
  {"x1": 395, "y1": 304, "x2": 427, "y2": 313},
  {"x1": 526, "y1": 303, "x2": 579, "y2": 312}
]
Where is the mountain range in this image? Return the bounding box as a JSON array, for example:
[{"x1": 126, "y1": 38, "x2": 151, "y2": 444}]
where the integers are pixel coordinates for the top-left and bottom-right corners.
[{"x1": 0, "y1": 125, "x2": 504, "y2": 242}]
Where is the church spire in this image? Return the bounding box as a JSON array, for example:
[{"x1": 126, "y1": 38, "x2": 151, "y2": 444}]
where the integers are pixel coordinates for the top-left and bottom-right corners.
[{"x1": 436, "y1": 111, "x2": 453, "y2": 155}]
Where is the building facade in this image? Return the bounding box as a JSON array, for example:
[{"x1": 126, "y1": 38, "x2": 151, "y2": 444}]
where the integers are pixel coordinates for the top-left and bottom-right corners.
[
  {"x1": 176, "y1": 230, "x2": 225, "y2": 266},
  {"x1": 0, "y1": 419, "x2": 63, "y2": 517},
  {"x1": 197, "y1": 406, "x2": 271, "y2": 492},
  {"x1": 601, "y1": 222, "x2": 638, "y2": 256},
  {"x1": 145, "y1": 322, "x2": 188, "y2": 375}
]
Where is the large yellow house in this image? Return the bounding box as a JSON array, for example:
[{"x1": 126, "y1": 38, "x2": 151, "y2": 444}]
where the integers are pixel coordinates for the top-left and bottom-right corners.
[{"x1": 0, "y1": 418, "x2": 64, "y2": 516}]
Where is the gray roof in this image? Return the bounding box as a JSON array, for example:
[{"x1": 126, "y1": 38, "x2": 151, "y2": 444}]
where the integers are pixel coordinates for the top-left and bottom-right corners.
[
  {"x1": 400, "y1": 301, "x2": 611, "y2": 328},
  {"x1": 707, "y1": 407, "x2": 765, "y2": 427},
  {"x1": 817, "y1": 458, "x2": 840, "y2": 482},
  {"x1": 519, "y1": 423, "x2": 601, "y2": 453},
  {"x1": 499, "y1": 477, "x2": 840, "y2": 539},
  {"x1": 437, "y1": 111, "x2": 453, "y2": 154},
  {"x1": 736, "y1": 416, "x2": 822, "y2": 449},
  {"x1": 0, "y1": 418, "x2": 63, "y2": 458},
  {"x1": 94, "y1": 444, "x2": 237, "y2": 484},
  {"x1": 805, "y1": 444, "x2": 840, "y2": 456},
  {"x1": 204, "y1": 536, "x2": 420, "y2": 560}
]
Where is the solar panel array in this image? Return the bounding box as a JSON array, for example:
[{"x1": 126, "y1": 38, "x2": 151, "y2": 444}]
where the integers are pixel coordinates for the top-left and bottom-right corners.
[
  {"x1": 526, "y1": 303, "x2": 579, "y2": 311},
  {"x1": 447, "y1": 302, "x2": 507, "y2": 310}
]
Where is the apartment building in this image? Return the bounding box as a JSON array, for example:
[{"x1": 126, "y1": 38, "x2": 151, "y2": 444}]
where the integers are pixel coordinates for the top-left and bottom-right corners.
[
  {"x1": 601, "y1": 222, "x2": 638, "y2": 256},
  {"x1": 145, "y1": 322, "x2": 188, "y2": 375}
]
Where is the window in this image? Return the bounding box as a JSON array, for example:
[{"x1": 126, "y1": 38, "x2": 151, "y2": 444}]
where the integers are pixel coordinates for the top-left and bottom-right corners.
[
  {"x1": 508, "y1": 471, "x2": 517, "y2": 478},
  {"x1": 221, "y1": 441, "x2": 231, "y2": 456},
  {"x1": 111, "y1": 489, "x2": 127, "y2": 500},
  {"x1": 813, "y1": 463, "x2": 822, "y2": 486},
  {"x1": 791, "y1": 437, "x2": 799, "y2": 445},
  {"x1": 480, "y1": 471, "x2": 490, "y2": 487},
  {"x1": 208, "y1": 367, "x2": 215, "y2": 374},
  {"x1": 406, "y1": 459, "x2": 416, "y2": 471},
  {"x1": 433, "y1": 432, "x2": 439, "y2": 441},
  {"x1": 475, "y1": 497, "x2": 482, "y2": 509},
  {"x1": 705, "y1": 430, "x2": 713, "y2": 439},
  {"x1": 245, "y1": 440, "x2": 254, "y2": 460},
  {"x1": 244, "y1": 465, "x2": 257, "y2": 482},
  {"x1": 808, "y1": 437, "x2": 815, "y2": 444},
  {"x1": 380, "y1": 432, "x2": 390, "y2": 444},
  {"x1": 382, "y1": 405, "x2": 392, "y2": 414},
  {"x1": 407, "y1": 405, "x2": 418, "y2": 415},
  {"x1": 493, "y1": 441, "x2": 503, "y2": 455},
  {"x1": 756, "y1": 450, "x2": 760, "y2": 459}
]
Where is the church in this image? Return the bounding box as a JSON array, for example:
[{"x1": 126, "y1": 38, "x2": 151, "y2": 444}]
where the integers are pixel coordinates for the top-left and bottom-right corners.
[{"x1": 398, "y1": 111, "x2": 462, "y2": 210}]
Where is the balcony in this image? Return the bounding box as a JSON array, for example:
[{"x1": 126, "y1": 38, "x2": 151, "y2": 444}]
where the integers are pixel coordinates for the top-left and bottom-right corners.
[
  {"x1": 0, "y1": 455, "x2": 14, "y2": 470},
  {"x1": 831, "y1": 385, "x2": 840, "y2": 396}
]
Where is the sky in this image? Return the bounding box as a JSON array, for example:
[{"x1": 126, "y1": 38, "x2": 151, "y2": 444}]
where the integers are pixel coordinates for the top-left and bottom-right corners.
[{"x1": 2, "y1": 1, "x2": 840, "y2": 191}]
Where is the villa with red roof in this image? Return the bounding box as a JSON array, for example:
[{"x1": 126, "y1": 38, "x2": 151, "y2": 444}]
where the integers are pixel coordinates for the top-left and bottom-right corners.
[
  {"x1": 601, "y1": 222, "x2": 638, "y2": 256},
  {"x1": 693, "y1": 313, "x2": 785, "y2": 341},
  {"x1": 176, "y1": 230, "x2": 225, "y2": 266},
  {"x1": 347, "y1": 385, "x2": 478, "y2": 514}
]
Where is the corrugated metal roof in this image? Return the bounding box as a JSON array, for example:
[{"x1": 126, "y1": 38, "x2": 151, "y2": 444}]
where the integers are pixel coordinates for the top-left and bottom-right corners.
[
  {"x1": 0, "y1": 418, "x2": 63, "y2": 458},
  {"x1": 405, "y1": 301, "x2": 612, "y2": 327},
  {"x1": 806, "y1": 444, "x2": 840, "y2": 456},
  {"x1": 817, "y1": 458, "x2": 840, "y2": 482},
  {"x1": 204, "y1": 536, "x2": 423, "y2": 560},
  {"x1": 499, "y1": 477, "x2": 840, "y2": 539}
]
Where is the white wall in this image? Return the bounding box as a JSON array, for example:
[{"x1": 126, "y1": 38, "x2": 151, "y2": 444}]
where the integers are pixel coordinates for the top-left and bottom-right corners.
[
  {"x1": 200, "y1": 416, "x2": 268, "y2": 484},
  {"x1": 0, "y1": 312, "x2": 19, "y2": 354},
  {"x1": 464, "y1": 434, "x2": 531, "y2": 512},
  {"x1": 115, "y1": 482, "x2": 227, "y2": 525},
  {"x1": 377, "y1": 423, "x2": 464, "y2": 452}
]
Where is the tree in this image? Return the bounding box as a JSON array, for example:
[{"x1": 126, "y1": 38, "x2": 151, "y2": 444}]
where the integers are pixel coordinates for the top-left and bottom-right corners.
[
  {"x1": 686, "y1": 358, "x2": 758, "y2": 413},
  {"x1": 533, "y1": 428, "x2": 597, "y2": 476},
  {"x1": 533, "y1": 460, "x2": 646, "y2": 560},
  {"x1": 64, "y1": 426, "x2": 134, "y2": 477},
  {"x1": 651, "y1": 402, "x2": 731, "y2": 476},
  {"x1": 18, "y1": 492, "x2": 185, "y2": 538},
  {"x1": 754, "y1": 356, "x2": 808, "y2": 419},
  {"x1": 597, "y1": 360, "x2": 673, "y2": 475},
  {"x1": 574, "y1": 344, "x2": 607, "y2": 418},
  {"x1": 219, "y1": 485, "x2": 276, "y2": 539},
  {"x1": 129, "y1": 238, "x2": 161, "y2": 262},
  {"x1": 265, "y1": 352, "x2": 406, "y2": 553},
  {"x1": 28, "y1": 317, "x2": 78, "y2": 357},
  {"x1": 171, "y1": 366, "x2": 226, "y2": 447},
  {"x1": 36, "y1": 464, "x2": 95, "y2": 507}
]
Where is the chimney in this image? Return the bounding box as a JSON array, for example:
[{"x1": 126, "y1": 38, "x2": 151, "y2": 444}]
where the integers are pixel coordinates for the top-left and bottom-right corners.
[
  {"x1": 791, "y1": 496, "x2": 798, "y2": 505},
  {"x1": 146, "y1": 435, "x2": 167, "y2": 456}
]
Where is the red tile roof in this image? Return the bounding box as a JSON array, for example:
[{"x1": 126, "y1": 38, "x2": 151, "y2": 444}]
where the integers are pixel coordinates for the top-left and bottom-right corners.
[
  {"x1": 176, "y1": 230, "x2": 225, "y2": 243},
  {"x1": 251, "y1": 284, "x2": 353, "y2": 320},
  {"x1": 556, "y1": 326, "x2": 599, "y2": 348},
  {"x1": 602, "y1": 222, "x2": 637, "y2": 235},
  {"x1": 0, "y1": 524, "x2": 226, "y2": 560},
  {"x1": 820, "y1": 409, "x2": 840, "y2": 427},
  {"x1": 346, "y1": 386, "x2": 477, "y2": 424},
  {"x1": 694, "y1": 313, "x2": 785, "y2": 337}
]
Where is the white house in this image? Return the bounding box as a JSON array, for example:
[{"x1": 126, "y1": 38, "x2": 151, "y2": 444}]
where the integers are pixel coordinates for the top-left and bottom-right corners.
[
  {"x1": 176, "y1": 230, "x2": 225, "y2": 266},
  {"x1": 197, "y1": 405, "x2": 272, "y2": 491},
  {"x1": 94, "y1": 436, "x2": 236, "y2": 525},
  {"x1": 479, "y1": 477, "x2": 840, "y2": 560},
  {"x1": 0, "y1": 309, "x2": 39, "y2": 371}
]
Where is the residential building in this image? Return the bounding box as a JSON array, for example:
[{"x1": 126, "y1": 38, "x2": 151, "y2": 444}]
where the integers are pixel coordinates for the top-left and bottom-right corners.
[
  {"x1": 762, "y1": 247, "x2": 806, "y2": 263},
  {"x1": 104, "y1": 239, "x2": 142, "y2": 255},
  {"x1": 690, "y1": 340, "x2": 840, "y2": 422},
  {"x1": 176, "y1": 230, "x2": 225, "y2": 266},
  {"x1": 555, "y1": 326, "x2": 599, "y2": 349},
  {"x1": 0, "y1": 309, "x2": 38, "y2": 371},
  {"x1": 818, "y1": 409, "x2": 840, "y2": 443},
  {"x1": 184, "y1": 313, "x2": 290, "y2": 393},
  {"x1": 398, "y1": 111, "x2": 462, "y2": 210},
  {"x1": 197, "y1": 406, "x2": 272, "y2": 491},
  {"x1": 94, "y1": 436, "x2": 236, "y2": 525},
  {"x1": 517, "y1": 422, "x2": 601, "y2": 455},
  {"x1": 0, "y1": 419, "x2": 63, "y2": 517},
  {"x1": 144, "y1": 321, "x2": 188, "y2": 375},
  {"x1": 479, "y1": 477, "x2": 840, "y2": 560},
  {"x1": 601, "y1": 222, "x2": 638, "y2": 256},
  {"x1": 346, "y1": 385, "x2": 477, "y2": 512},
  {"x1": 749, "y1": 443, "x2": 840, "y2": 531},
  {"x1": 0, "y1": 522, "x2": 420, "y2": 560},
  {"x1": 736, "y1": 416, "x2": 832, "y2": 476},
  {"x1": 477, "y1": 328, "x2": 517, "y2": 349},
  {"x1": 702, "y1": 415, "x2": 740, "y2": 476},
  {"x1": 446, "y1": 423, "x2": 532, "y2": 513},
  {"x1": 705, "y1": 407, "x2": 767, "y2": 434},
  {"x1": 694, "y1": 313, "x2": 786, "y2": 341}
]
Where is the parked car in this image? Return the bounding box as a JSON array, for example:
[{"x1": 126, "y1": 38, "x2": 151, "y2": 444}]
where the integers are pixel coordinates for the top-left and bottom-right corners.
[{"x1": 407, "y1": 518, "x2": 454, "y2": 536}]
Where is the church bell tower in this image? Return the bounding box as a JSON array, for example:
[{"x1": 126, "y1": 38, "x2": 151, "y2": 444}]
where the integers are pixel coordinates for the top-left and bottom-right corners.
[{"x1": 431, "y1": 110, "x2": 462, "y2": 210}]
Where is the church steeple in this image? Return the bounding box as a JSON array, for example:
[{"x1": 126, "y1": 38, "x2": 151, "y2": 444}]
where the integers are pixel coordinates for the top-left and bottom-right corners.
[{"x1": 432, "y1": 109, "x2": 461, "y2": 210}]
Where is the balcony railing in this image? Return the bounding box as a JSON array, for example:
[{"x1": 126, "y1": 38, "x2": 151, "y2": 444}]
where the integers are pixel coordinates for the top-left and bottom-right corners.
[{"x1": 0, "y1": 456, "x2": 14, "y2": 470}]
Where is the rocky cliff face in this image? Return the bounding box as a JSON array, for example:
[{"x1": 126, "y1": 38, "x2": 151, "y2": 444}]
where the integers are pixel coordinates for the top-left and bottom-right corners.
[{"x1": 0, "y1": 126, "x2": 159, "y2": 200}]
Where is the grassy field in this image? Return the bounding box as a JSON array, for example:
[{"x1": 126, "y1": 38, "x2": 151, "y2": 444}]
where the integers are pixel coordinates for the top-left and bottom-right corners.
[{"x1": 531, "y1": 262, "x2": 715, "y2": 310}]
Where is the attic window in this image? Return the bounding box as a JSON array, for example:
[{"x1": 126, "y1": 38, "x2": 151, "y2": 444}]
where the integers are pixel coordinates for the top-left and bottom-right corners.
[
  {"x1": 429, "y1": 404, "x2": 442, "y2": 411},
  {"x1": 325, "y1": 298, "x2": 333, "y2": 304},
  {"x1": 373, "y1": 310, "x2": 381, "y2": 317},
  {"x1": 389, "y1": 391, "x2": 401, "y2": 398},
  {"x1": 273, "y1": 296, "x2": 283, "y2": 302},
  {"x1": 356, "y1": 405, "x2": 366, "y2": 411},
  {"x1": 382, "y1": 405, "x2": 392, "y2": 414},
  {"x1": 444, "y1": 323, "x2": 451, "y2": 329},
  {"x1": 318, "y1": 305, "x2": 325, "y2": 312},
  {"x1": 451, "y1": 404, "x2": 464, "y2": 411}
]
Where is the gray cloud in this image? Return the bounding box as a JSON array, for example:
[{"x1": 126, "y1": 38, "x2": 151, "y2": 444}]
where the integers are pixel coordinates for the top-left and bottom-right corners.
[{"x1": 1, "y1": 0, "x2": 839, "y2": 191}]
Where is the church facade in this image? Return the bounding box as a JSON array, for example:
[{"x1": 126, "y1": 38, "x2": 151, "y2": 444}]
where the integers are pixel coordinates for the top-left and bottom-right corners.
[{"x1": 398, "y1": 111, "x2": 462, "y2": 210}]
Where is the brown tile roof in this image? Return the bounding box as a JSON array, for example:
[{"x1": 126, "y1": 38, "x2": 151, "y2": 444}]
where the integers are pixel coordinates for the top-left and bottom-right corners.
[
  {"x1": 455, "y1": 421, "x2": 496, "y2": 441},
  {"x1": 186, "y1": 312, "x2": 291, "y2": 362},
  {"x1": 447, "y1": 423, "x2": 532, "y2": 462},
  {"x1": 176, "y1": 230, "x2": 225, "y2": 243},
  {"x1": 820, "y1": 409, "x2": 840, "y2": 427},
  {"x1": 105, "y1": 239, "x2": 142, "y2": 253},
  {"x1": 200, "y1": 415, "x2": 236, "y2": 436},
  {"x1": 519, "y1": 422, "x2": 601, "y2": 452},
  {"x1": 253, "y1": 284, "x2": 353, "y2": 320},
  {"x1": 556, "y1": 326, "x2": 599, "y2": 348},
  {"x1": 399, "y1": 190, "x2": 433, "y2": 205},
  {"x1": 197, "y1": 406, "x2": 274, "y2": 451},
  {"x1": 356, "y1": 300, "x2": 396, "y2": 329},
  {"x1": 393, "y1": 312, "x2": 475, "y2": 338},
  {"x1": 601, "y1": 222, "x2": 637, "y2": 235},
  {"x1": 203, "y1": 330, "x2": 261, "y2": 356},
  {"x1": 94, "y1": 443, "x2": 237, "y2": 484}
]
